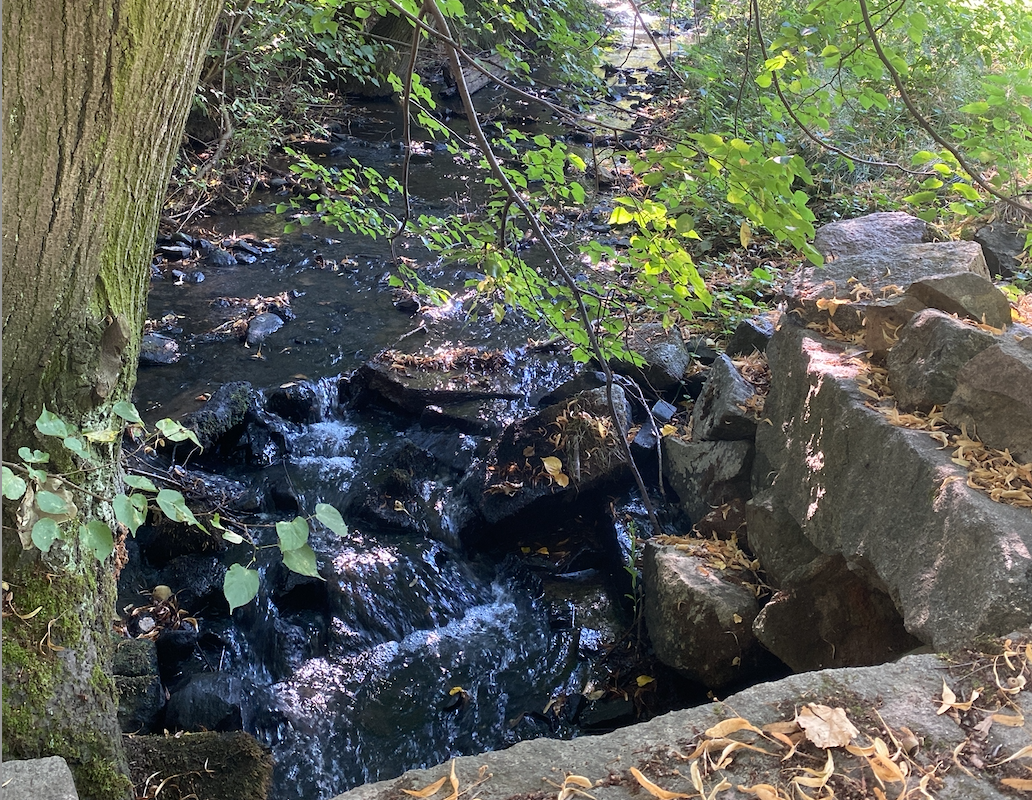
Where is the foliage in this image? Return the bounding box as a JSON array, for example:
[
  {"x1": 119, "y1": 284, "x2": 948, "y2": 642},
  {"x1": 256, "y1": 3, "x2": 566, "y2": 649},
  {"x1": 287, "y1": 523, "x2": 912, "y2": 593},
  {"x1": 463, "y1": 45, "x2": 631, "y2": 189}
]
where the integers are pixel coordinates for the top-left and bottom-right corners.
[{"x1": 0, "y1": 406, "x2": 349, "y2": 614}]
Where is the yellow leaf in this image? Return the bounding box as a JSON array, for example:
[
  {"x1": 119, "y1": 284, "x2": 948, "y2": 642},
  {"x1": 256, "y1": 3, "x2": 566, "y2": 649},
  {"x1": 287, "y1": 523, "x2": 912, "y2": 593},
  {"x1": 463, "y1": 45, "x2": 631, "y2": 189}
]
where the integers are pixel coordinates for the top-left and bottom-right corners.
[
  {"x1": 449, "y1": 686, "x2": 467, "y2": 696},
  {"x1": 740, "y1": 221, "x2": 752, "y2": 248},
  {"x1": 705, "y1": 717, "x2": 760, "y2": 739},
  {"x1": 796, "y1": 705, "x2": 858, "y2": 748},
  {"x1": 1002, "y1": 779, "x2": 1032, "y2": 790},
  {"x1": 661, "y1": 424, "x2": 678, "y2": 437},
  {"x1": 84, "y1": 428, "x2": 118, "y2": 443},
  {"x1": 446, "y1": 760, "x2": 459, "y2": 800},
  {"x1": 732, "y1": 613, "x2": 743, "y2": 624},
  {"x1": 536, "y1": 547, "x2": 550, "y2": 555},
  {"x1": 629, "y1": 767, "x2": 691, "y2": 800},
  {"x1": 993, "y1": 744, "x2": 1032, "y2": 765},
  {"x1": 402, "y1": 777, "x2": 450, "y2": 798},
  {"x1": 542, "y1": 456, "x2": 564, "y2": 475},
  {"x1": 636, "y1": 675, "x2": 655, "y2": 687},
  {"x1": 523, "y1": 446, "x2": 536, "y2": 457},
  {"x1": 991, "y1": 712, "x2": 1025, "y2": 727},
  {"x1": 563, "y1": 776, "x2": 593, "y2": 789},
  {"x1": 738, "y1": 785, "x2": 790, "y2": 800}
]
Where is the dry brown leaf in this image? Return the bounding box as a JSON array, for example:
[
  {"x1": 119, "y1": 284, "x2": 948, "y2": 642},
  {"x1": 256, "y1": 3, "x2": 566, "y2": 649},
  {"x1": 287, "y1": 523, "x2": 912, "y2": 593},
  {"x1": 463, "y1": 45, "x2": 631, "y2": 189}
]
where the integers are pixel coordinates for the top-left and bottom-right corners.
[
  {"x1": 791, "y1": 749, "x2": 834, "y2": 796},
  {"x1": 629, "y1": 767, "x2": 691, "y2": 800},
  {"x1": 796, "y1": 704, "x2": 859, "y2": 748},
  {"x1": 737, "y1": 784, "x2": 790, "y2": 800},
  {"x1": 705, "y1": 717, "x2": 761, "y2": 739},
  {"x1": 991, "y1": 712, "x2": 1025, "y2": 727},
  {"x1": 1001, "y1": 778, "x2": 1032, "y2": 790},
  {"x1": 993, "y1": 744, "x2": 1032, "y2": 765},
  {"x1": 937, "y1": 679, "x2": 980, "y2": 714},
  {"x1": 402, "y1": 776, "x2": 450, "y2": 798}
]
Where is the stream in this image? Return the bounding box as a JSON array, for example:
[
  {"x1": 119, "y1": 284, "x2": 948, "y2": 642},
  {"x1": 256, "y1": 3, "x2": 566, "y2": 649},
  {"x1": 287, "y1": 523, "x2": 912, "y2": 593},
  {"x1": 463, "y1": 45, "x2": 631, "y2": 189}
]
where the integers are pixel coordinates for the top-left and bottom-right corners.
[{"x1": 125, "y1": 6, "x2": 702, "y2": 799}]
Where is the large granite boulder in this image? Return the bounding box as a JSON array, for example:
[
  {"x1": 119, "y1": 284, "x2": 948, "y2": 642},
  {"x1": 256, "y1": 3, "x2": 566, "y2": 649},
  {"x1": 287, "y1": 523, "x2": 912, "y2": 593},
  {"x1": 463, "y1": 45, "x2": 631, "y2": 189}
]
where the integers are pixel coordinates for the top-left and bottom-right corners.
[
  {"x1": 612, "y1": 323, "x2": 691, "y2": 391},
  {"x1": 974, "y1": 220, "x2": 1026, "y2": 278},
  {"x1": 1, "y1": 757, "x2": 78, "y2": 800},
  {"x1": 690, "y1": 354, "x2": 760, "y2": 441},
  {"x1": 663, "y1": 438, "x2": 753, "y2": 523},
  {"x1": 813, "y1": 211, "x2": 931, "y2": 258},
  {"x1": 753, "y1": 322, "x2": 1032, "y2": 650},
  {"x1": 642, "y1": 541, "x2": 766, "y2": 689}
]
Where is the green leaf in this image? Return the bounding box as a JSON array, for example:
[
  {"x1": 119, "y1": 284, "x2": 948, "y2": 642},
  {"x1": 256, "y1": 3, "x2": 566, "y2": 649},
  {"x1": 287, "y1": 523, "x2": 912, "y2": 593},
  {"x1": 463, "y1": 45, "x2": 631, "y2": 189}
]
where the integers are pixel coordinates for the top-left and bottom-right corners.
[
  {"x1": 3, "y1": 467, "x2": 27, "y2": 500},
  {"x1": 958, "y1": 101, "x2": 990, "y2": 115},
  {"x1": 18, "y1": 447, "x2": 50, "y2": 464},
  {"x1": 315, "y1": 504, "x2": 349, "y2": 537},
  {"x1": 80, "y1": 520, "x2": 114, "y2": 561},
  {"x1": 125, "y1": 474, "x2": 159, "y2": 492},
  {"x1": 114, "y1": 493, "x2": 147, "y2": 536},
  {"x1": 156, "y1": 489, "x2": 201, "y2": 527},
  {"x1": 62, "y1": 436, "x2": 90, "y2": 460},
  {"x1": 224, "y1": 564, "x2": 260, "y2": 613},
  {"x1": 155, "y1": 418, "x2": 202, "y2": 449},
  {"x1": 282, "y1": 544, "x2": 322, "y2": 578},
  {"x1": 277, "y1": 517, "x2": 310, "y2": 551},
  {"x1": 84, "y1": 428, "x2": 118, "y2": 443},
  {"x1": 222, "y1": 530, "x2": 245, "y2": 544},
  {"x1": 31, "y1": 519, "x2": 62, "y2": 552},
  {"x1": 112, "y1": 400, "x2": 143, "y2": 424},
  {"x1": 36, "y1": 407, "x2": 70, "y2": 438},
  {"x1": 36, "y1": 490, "x2": 70, "y2": 516}
]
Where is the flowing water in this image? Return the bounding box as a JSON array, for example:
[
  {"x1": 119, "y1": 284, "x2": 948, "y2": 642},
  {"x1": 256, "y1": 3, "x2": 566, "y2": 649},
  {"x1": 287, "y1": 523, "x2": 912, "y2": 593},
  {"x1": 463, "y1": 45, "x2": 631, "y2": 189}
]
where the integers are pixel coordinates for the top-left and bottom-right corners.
[{"x1": 130, "y1": 8, "x2": 700, "y2": 798}]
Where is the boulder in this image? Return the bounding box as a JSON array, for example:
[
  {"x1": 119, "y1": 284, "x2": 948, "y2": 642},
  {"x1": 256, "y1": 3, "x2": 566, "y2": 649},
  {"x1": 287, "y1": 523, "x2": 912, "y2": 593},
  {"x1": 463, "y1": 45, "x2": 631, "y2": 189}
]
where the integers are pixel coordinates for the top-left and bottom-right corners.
[
  {"x1": 612, "y1": 323, "x2": 690, "y2": 391},
  {"x1": 752, "y1": 554, "x2": 922, "y2": 672},
  {"x1": 165, "y1": 673, "x2": 251, "y2": 732},
  {"x1": 264, "y1": 379, "x2": 333, "y2": 424},
  {"x1": 0, "y1": 757, "x2": 78, "y2": 800},
  {"x1": 744, "y1": 489, "x2": 820, "y2": 586},
  {"x1": 180, "y1": 381, "x2": 258, "y2": 452},
  {"x1": 974, "y1": 221, "x2": 1026, "y2": 278},
  {"x1": 813, "y1": 211, "x2": 931, "y2": 258},
  {"x1": 781, "y1": 241, "x2": 988, "y2": 333},
  {"x1": 642, "y1": 541, "x2": 764, "y2": 688},
  {"x1": 244, "y1": 312, "x2": 284, "y2": 347},
  {"x1": 140, "y1": 332, "x2": 181, "y2": 365},
  {"x1": 945, "y1": 336, "x2": 1032, "y2": 462},
  {"x1": 754, "y1": 322, "x2": 1032, "y2": 649},
  {"x1": 887, "y1": 308, "x2": 998, "y2": 411},
  {"x1": 725, "y1": 313, "x2": 776, "y2": 356},
  {"x1": 905, "y1": 270, "x2": 1011, "y2": 329},
  {"x1": 116, "y1": 674, "x2": 165, "y2": 733},
  {"x1": 329, "y1": 649, "x2": 1032, "y2": 800},
  {"x1": 863, "y1": 293, "x2": 927, "y2": 356},
  {"x1": 690, "y1": 354, "x2": 760, "y2": 441},
  {"x1": 663, "y1": 438, "x2": 753, "y2": 523}
]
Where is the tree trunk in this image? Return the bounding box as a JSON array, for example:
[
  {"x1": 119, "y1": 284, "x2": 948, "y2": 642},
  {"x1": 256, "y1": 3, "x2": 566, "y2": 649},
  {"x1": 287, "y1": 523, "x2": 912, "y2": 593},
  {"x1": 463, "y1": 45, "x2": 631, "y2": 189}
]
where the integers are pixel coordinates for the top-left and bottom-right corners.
[{"x1": 2, "y1": 0, "x2": 222, "y2": 797}]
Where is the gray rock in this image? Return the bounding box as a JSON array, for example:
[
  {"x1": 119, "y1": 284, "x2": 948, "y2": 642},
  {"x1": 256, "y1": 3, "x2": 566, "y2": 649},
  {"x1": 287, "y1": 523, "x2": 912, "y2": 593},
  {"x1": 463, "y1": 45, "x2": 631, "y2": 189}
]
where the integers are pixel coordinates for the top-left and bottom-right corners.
[
  {"x1": 725, "y1": 313, "x2": 776, "y2": 356},
  {"x1": 165, "y1": 673, "x2": 250, "y2": 732},
  {"x1": 642, "y1": 542, "x2": 763, "y2": 688},
  {"x1": 180, "y1": 381, "x2": 257, "y2": 451},
  {"x1": 975, "y1": 221, "x2": 1026, "y2": 277},
  {"x1": 690, "y1": 355, "x2": 759, "y2": 441},
  {"x1": 116, "y1": 674, "x2": 165, "y2": 733},
  {"x1": 613, "y1": 323, "x2": 690, "y2": 390},
  {"x1": 330, "y1": 653, "x2": 1030, "y2": 800},
  {"x1": 663, "y1": 438, "x2": 753, "y2": 522},
  {"x1": 945, "y1": 336, "x2": 1032, "y2": 462},
  {"x1": 814, "y1": 211, "x2": 931, "y2": 258},
  {"x1": 906, "y1": 270, "x2": 1011, "y2": 329},
  {"x1": 755, "y1": 322, "x2": 1032, "y2": 649},
  {"x1": 140, "y1": 332, "x2": 181, "y2": 365},
  {"x1": 245, "y1": 312, "x2": 284, "y2": 347},
  {"x1": 887, "y1": 308, "x2": 998, "y2": 411},
  {"x1": 863, "y1": 293, "x2": 927, "y2": 356},
  {"x1": 113, "y1": 637, "x2": 159, "y2": 677},
  {"x1": 752, "y1": 554, "x2": 922, "y2": 672},
  {"x1": 745, "y1": 489, "x2": 820, "y2": 586},
  {"x1": 781, "y1": 241, "x2": 988, "y2": 333},
  {"x1": 0, "y1": 756, "x2": 78, "y2": 800}
]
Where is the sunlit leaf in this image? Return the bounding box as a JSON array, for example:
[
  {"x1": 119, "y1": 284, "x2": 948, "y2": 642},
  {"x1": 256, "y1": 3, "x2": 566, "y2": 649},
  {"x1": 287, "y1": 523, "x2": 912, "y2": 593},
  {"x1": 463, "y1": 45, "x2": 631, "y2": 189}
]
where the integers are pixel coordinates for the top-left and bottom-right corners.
[
  {"x1": 36, "y1": 490, "x2": 70, "y2": 516},
  {"x1": 795, "y1": 705, "x2": 858, "y2": 748},
  {"x1": 315, "y1": 503, "x2": 348, "y2": 537},
  {"x1": 80, "y1": 520, "x2": 114, "y2": 561},
  {"x1": 31, "y1": 518, "x2": 62, "y2": 552},
  {"x1": 156, "y1": 489, "x2": 201, "y2": 527},
  {"x1": 112, "y1": 400, "x2": 143, "y2": 424},
  {"x1": 277, "y1": 516, "x2": 310, "y2": 551},
  {"x1": 36, "y1": 407, "x2": 70, "y2": 438},
  {"x1": 282, "y1": 543, "x2": 321, "y2": 578},
  {"x1": 629, "y1": 767, "x2": 691, "y2": 800},
  {"x1": 3, "y1": 467, "x2": 27, "y2": 501},
  {"x1": 224, "y1": 564, "x2": 260, "y2": 612},
  {"x1": 124, "y1": 474, "x2": 159, "y2": 493},
  {"x1": 113, "y1": 493, "x2": 147, "y2": 536}
]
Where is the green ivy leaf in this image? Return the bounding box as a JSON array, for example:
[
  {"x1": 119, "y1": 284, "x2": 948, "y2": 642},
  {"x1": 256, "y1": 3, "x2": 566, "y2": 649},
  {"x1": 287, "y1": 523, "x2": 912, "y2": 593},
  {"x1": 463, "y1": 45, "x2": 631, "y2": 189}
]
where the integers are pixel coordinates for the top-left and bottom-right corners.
[
  {"x1": 112, "y1": 400, "x2": 143, "y2": 424},
  {"x1": 282, "y1": 544, "x2": 322, "y2": 578},
  {"x1": 36, "y1": 490, "x2": 70, "y2": 516},
  {"x1": 124, "y1": 474, "x2": 159, "y2": 493},
  {"x1": 276, "y1": 516, "x2": 310, "y2": 551},
  {"x1": 62, "y1": 436, "x2": 91, "y2": 461},
  {"x1": 222, "y1": 530, "x2": 245, "y2": 544},
  {"x1": 2, "y1": 467, "x2": 27, "y2": 501},
  {"x1": 156, "y1": 489, "x2": 201, "y2": 527},
  {"x1": 17, "y1": 447, "x2": 50, "y2": 464},
  {"x1": 155, "y1": 418, "x2": 202, "y2": 449},
  {"x1": 80, "y1": 520, "x2": 114, "y2": 561},
  {"x1": 315, "y1": 504, "x2": 348, "y2": 537},
  {"x1": 31, "y1": 519, "x2": 62, "y2": 552},
  {"x1": 36, "y1": 407, "x2": 70, "y2": 438},
  {"x1": 224, "y1": 564, "x2": 260, "y2": 613},
  {"x1": 113, "y1": 493, "x2": 147, "y2": 536}
]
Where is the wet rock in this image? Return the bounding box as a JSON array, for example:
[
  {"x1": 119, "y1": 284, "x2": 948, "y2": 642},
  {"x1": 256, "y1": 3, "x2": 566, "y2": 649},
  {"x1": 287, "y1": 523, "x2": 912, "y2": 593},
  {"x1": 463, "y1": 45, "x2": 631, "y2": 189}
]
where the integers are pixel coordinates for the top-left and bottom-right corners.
[
  {"x1": 945, "y1": 336, "x2": 1032, "y2": 462},
  {"x1": 181, "y1": 381, "x2": 258, "y2": 452},
  {"x1": 613, "y1": 323, "x2": 690, "y2": 391},
  {"x1": 725, "y1": 313, "x2": 776, "y2": 356},
  {"x1": 157, "y1": 242, "x2": 194, "y2": 261},
  {"x1": 887, "y1": 308, "x2": 998, "y2": 411},
  {"x1": 113, "y1": 637, "x2": 160, "y2": 676},
  {"x1": 140, "y1": 332, "x2": 181, "y2": 365},
  {"x1": 663, "y1": 438, "x2": 753, "y2": 523},
  {"x1": 650, "y1": 399, "x2": 677, "y2": 424},
  {"x1": 692, "y1": 498, "x2": 747, "y2": 543},
  {"x1": 813, "y1": 211, "x2": 931, "y2": 258},
  {"x1": 905, "y1": 270, "x2": 1011, "y2": 329},
  {"x1": 781, "y1": 241, "x2": 988, "y2": 334},
  {"x1": 245, "y1": 312, "x2": 285, "y2": 347},
  {"x1": 165, "y1": 673, "x2": 250, "y2": 732},
  {"x1": 125, "y1": 730, "x2": 273, "y2": 800},
  {"x1": 754, "y1": 321, "x2": 1032, "y2": 649},
  {"x1": 0, "y1": 756, "x2": 78, "y2": 800},
  {"x1": 642, "y1": 541, "x2": 765, "y2": 689},
  {"x1": 535, "y1": 370, "x2": 607, "y2": 407},
  {"x1": 157, "y1": 627, "x2": 200, "y2": 676},
  {"x1": 264, "y1": 380, "x2": 324, "y2": 424},
  {"x1": 690, "y1": 354, "x2": 760, "y2": 441},
  {"x1": 159, "y1": 555, "x2": 229, "y2": 613},
  {"x1": 473, "y1": 387, "x2": 632, "y2": 536},
  {"x1": 974, "y1": 221, "x2": 1026, "y2": 277},
  {"x1": 116, "y1": 674, "x2": 165, "y2": 733},
  {"x1": 207, "y1": 247, "x2": 237, "y2": 267},
  {"x1": 752, "y1": 554, "x2": 922, "y2": 672}
]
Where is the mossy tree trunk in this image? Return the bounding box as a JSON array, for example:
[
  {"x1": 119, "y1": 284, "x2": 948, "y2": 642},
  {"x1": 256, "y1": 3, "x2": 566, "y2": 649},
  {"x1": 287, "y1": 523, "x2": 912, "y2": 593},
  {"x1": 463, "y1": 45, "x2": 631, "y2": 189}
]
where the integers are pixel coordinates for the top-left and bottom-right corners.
[{"x1": 1, "y1": 0, "x2": 222, "y2": 797}]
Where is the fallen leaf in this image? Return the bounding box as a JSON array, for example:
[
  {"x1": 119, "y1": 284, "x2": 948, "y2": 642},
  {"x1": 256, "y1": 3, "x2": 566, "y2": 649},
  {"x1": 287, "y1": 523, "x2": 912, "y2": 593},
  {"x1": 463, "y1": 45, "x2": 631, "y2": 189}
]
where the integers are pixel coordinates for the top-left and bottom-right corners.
[
  {"x1": 636, "y1": 675, "x2": 655, "y2": 687},
  {"x1": 705, "y1": 717, "x2": 761, "y2": 739},
  {"x1": 737, "y1": 784, "x2": 790, "y2": 800},
  {"x1": 402, "y1": 776, "x2": 450, "y2": 797},
  {"x1": 991, "y1": 712, "x2": 1025, "y2": 727},
  {"x1": 1002, "y1": 778, "x2": 1032, "y2": 790},
  {"x1": 796, "y1": 704, "x2": 858, "y2": 748},
  {"x1": 629, "y1": 767, "x2": 691, "y2": 800}
]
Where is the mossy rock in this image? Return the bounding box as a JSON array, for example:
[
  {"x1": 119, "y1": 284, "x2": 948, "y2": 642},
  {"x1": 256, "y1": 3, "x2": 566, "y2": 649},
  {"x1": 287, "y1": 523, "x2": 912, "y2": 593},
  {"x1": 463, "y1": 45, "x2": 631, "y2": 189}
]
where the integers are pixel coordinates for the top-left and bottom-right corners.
[{"x1": 125, "y1": 731, "x2": 272, "y2": 800}]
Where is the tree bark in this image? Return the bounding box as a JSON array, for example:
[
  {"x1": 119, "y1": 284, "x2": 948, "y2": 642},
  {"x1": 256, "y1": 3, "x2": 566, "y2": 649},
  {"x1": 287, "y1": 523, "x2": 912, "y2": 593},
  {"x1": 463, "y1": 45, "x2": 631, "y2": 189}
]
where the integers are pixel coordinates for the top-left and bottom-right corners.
[{"x1": 2, "y1": 0, "x2": 222, "y2": 797}]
